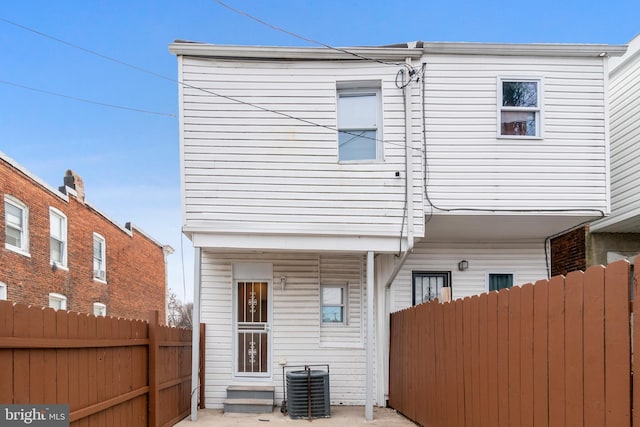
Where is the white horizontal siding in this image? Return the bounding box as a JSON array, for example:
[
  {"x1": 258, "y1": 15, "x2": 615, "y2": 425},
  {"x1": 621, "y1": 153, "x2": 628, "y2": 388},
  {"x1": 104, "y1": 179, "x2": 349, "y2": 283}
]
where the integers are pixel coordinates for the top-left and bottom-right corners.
[
  {"x1": 422, "y1": 54, "x2": 608, "y2": 211},
  {"x1": 389, "y1": 240, "x2": 547, "y2": 312},
  {"x1": 180, "y1": 57, "x2": 423, "y2": 240},
  {"x1": 592, "y1": 49, "x2": 640, "y2": 232},
  {"x1": 200, "y1": 251, "x2": 372, "y2": 408}
]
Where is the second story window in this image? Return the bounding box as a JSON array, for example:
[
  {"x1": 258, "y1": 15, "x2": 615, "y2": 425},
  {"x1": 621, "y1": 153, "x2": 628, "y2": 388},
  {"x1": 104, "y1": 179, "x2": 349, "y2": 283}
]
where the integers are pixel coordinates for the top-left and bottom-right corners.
[
  {"x1": 50, "y1": 208, "x2": 67, "y2": 267},
  {"x1": 4, "y1": 195, "x2": 29, "y2": 255},
  {"x1": 499, "y1": 79, "x2": 541, "y2": 138},
  {"x1": 93, "y1": 233, "x2": 106, "y2": 281},
  {"x1": 337, "y1": 88, "x2": 381, "y2": 162}
]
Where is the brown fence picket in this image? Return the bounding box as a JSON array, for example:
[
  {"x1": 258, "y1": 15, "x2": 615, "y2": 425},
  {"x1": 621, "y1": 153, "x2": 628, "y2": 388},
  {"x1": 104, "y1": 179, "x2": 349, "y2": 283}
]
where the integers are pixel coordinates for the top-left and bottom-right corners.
[
  {"x1": 0, "y1": 301, "x2": 14, "y2": 402},
  {"x1": 604, "y1": 260, "x2": 631, "y2": 426},
  {"x1": 548, "y1": 276, "x2": 565, "y2": 427},
  {"x1": 634, "y1": 256, "x2": 640, "y2": 427},
  {"x1": 519, "y1": 284, "x2": 534, "y2": 427},
  {"x1": 565, "y1": 271, "x2": 584, "y2": 427},
  {"x1": 509, "y1": 286, "x2": 522, "y2": 427},
  {"x1": 486, "y1": 291, "x2": 499, "y2": 427},
  {"x1": 532, "y1": 279, "x2": 549, "y2": 427},
  {"x1": 584, "y1": 266, "x2": 605, "y2": 427}
]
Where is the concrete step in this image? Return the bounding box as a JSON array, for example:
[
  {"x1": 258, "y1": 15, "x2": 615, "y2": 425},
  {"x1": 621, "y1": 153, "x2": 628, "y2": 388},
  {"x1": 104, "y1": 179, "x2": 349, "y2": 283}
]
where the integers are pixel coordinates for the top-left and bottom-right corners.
[
  {"x1": 223, "y1": 398, "x2": 275, "y2": 414},
  {"x1": 226, "y1": 385, "x2": 275, "y2": 401}
]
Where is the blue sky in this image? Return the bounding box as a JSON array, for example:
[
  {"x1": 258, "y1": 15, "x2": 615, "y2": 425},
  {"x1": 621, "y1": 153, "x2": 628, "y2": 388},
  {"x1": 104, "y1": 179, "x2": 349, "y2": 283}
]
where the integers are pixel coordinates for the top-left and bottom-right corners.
[{"x1": 1, "y1": 0, "x2": 638, "y2": 302}]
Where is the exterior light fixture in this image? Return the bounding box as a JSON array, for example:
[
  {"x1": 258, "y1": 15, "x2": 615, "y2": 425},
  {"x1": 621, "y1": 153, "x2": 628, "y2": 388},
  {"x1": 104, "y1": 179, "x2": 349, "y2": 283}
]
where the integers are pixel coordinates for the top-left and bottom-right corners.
[
  {"x1": 280, "y1": 275, "x2": 287, "y2": 290},
  {"x1": 458, "y1": 260, "x2": 469, "y2": 271}
]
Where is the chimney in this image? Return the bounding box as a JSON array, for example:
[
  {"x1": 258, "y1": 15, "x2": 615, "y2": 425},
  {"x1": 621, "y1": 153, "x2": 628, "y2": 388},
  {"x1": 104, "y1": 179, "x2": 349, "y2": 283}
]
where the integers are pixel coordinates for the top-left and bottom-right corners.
[{"x1": 60, "y1": 169, "x2": 85, "y2": 202}]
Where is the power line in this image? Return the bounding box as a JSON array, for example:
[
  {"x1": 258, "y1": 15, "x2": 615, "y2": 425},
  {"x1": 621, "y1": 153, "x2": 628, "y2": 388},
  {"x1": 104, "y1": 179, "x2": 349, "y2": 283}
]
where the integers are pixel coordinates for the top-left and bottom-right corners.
[
  {"x1": 0, "y1": 79, "x2": 176, "y2": 117},
  {"x1": 213, "y1": 0, "x2": 403, "y2": 66},
  {"x1": 0, "y1": 15, "x2": 418, "y2": 150}
]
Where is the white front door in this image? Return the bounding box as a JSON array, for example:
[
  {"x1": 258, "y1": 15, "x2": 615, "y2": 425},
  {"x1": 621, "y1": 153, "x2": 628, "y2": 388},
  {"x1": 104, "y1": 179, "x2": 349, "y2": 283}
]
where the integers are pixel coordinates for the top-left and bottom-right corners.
[{"x1": 235, "y1": 280, "x2": 271, "y2": 377}]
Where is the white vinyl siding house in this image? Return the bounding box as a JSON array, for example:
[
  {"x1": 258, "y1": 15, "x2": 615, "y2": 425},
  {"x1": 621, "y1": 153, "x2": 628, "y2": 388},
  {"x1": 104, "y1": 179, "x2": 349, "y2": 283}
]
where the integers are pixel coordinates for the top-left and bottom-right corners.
[
  {"x1": 178, "y1": 55, "x2": 424, "y2": 251},
  {"x1": 422, "y1": 52, "x2": 609, "y2": 212},
  {"x1": 171, "y1": 41, "x2": 625, "y2": 418}
]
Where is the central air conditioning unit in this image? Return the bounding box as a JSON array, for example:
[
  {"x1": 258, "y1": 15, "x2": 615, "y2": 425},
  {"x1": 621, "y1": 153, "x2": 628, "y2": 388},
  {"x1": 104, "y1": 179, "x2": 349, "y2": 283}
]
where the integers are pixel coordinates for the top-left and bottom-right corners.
[{"x1": 282, "y1": 365, "x2": 330, "y2": 420}]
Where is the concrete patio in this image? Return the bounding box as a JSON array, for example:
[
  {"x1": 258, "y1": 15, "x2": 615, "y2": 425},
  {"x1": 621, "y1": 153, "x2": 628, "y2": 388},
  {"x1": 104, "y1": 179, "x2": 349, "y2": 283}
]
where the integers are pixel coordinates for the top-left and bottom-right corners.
[{"x1": 175, "y1": 406, "x2": 416, "y2": 426}]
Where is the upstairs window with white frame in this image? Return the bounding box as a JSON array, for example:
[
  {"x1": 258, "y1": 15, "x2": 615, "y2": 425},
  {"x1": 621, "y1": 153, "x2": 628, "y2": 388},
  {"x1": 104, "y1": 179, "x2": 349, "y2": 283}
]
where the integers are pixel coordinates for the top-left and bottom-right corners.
[
  {"x1": 337, "y1": 88, "x2": 381, "y2": 161},
  {"x1": 5, "y1": 196, "x2": 29, "y2": 255},
  {"x1": 321, "y1": 285, "x2": 346, "y2": 324},
  {"x1": 93, "y1": 233, "x2": 106, "y2": 281},
  {"x1": 0, "y1": 282, "x2": 7, "y2": 300},
  {"x1": 499, "y1": 79, "x2": 541, "y2": 137},
  {"x1": 49, "y1": 293, "x2": 67, "y2": 311},
  {"x1": 50, "y1": 208, "x2": 67, "y2": 267}
]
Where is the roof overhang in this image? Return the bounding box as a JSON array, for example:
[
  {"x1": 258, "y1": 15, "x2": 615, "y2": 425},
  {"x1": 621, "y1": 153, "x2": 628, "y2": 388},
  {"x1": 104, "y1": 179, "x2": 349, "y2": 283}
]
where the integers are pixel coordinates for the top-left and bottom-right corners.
[
  {"x1": 169, "y1": 42, "x2": 423, "y2": 61},
  {"x1": 421, "y1": 42, "x2": 627, "y2": 57}
]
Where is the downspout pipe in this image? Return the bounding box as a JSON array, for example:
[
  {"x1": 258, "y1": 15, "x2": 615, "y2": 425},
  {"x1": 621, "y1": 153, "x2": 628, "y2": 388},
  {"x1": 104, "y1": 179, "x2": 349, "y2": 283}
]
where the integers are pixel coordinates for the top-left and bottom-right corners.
[
  {"x1": 404, "y1": 57, "x2": 415, "y2": 253},
  {"x1": 190, "y1": 247, "x2": 202, "y2": 421}
]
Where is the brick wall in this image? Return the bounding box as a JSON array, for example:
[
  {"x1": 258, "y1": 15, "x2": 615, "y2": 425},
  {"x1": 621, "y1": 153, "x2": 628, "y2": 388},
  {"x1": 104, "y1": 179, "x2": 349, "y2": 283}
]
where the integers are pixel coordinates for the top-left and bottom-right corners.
[
  {"x1": 0, "y1": 156, "x2": 167, "y2": 322},
  {"x1": 550, "y1": 225, "x2": 587, "y2": 277}
]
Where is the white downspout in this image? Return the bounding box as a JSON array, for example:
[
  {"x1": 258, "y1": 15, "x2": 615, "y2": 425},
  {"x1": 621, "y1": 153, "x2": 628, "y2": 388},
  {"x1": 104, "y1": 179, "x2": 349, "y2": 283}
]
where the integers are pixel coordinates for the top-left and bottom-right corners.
[
  {"x1": 404, "y1": 57, "x2": 415, "y2": 252},
  {"x1": 190, "y1": 247, "x2": 202, "y2": 420},
  {"x1": 365, "y1": 251, "x2": 375, "y2": 421}
]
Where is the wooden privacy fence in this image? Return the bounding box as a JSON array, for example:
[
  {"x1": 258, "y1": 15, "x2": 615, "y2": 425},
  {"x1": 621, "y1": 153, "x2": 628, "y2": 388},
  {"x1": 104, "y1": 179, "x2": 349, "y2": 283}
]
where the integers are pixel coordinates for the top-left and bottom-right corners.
[
  {"x1": 0, "y1": 304, "x2": 195, "y2": 427},
  {"x1": 389, "y1": 259, "x2": 635, "y2": 427}
]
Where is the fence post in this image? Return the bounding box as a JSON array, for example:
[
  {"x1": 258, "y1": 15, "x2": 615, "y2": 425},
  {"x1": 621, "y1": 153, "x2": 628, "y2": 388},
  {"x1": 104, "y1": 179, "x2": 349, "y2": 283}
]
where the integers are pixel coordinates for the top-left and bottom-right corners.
[{"x1": 148, "y1": 311, "x2": 160, "y2": 427}]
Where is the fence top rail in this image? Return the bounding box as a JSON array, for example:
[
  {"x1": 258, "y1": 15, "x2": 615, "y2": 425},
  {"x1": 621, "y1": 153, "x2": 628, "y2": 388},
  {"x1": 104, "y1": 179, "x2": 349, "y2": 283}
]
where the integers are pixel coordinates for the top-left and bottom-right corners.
[{"x1": 0, "y1": 336, "x2": 150, "y2": 349}]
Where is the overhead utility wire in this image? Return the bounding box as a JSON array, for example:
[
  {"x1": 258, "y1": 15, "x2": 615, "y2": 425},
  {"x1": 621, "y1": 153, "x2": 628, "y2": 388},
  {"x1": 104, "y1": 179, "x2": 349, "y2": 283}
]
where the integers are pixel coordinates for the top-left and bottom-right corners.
[
  {"x1": 213, "y1": 0, "x2": 404, "y2": 67},
  {"x1": 0, "y1": 15, "x2": 421, "y2": 151},
  {"x1": 0, "y1": 79, "x2": 175, "y2": 117}
]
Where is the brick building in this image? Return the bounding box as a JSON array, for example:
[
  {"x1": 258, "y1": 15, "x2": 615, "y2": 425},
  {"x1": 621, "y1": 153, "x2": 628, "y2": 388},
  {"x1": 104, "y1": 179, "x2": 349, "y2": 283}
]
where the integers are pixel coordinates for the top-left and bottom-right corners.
[{"x1": 0, "y1": 151, "x2": 172, "y2": 322}]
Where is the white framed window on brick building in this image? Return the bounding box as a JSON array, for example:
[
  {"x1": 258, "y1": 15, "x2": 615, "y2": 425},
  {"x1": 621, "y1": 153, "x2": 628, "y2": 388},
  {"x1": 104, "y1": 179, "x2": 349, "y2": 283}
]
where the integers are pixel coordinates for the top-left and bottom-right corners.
[
  {"x1": 337, "y1": 84, "x2": 382, "y2": 162},
  {"x1": 49, "y1": 293, "x2": 67, "y2": 310},
  {"x1": 0, "y1": 282, "x2": 7, "y2": 300},
  {"x1": 49, "y1": 207, "x2": 67, "y2": 267},
  {"x1": 93, "y1": 302, "x2": 106, "y2": 317},
  {"x1": 4, "y1": 195, "x2": 29, "y2": 255},
  {"x1": 93, "y1": 233, "x2": 106, "y2": 281},
  {"x1": 498, "y1": 78, "x2": 542, "y2": 138}
]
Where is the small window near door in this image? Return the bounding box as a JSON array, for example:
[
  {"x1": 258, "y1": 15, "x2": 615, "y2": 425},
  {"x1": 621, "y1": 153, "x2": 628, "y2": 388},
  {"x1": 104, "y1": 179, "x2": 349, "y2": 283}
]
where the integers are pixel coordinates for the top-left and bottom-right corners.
[
  {"x1": 413, "y1": 271, "x2": 451, "y2": 305},
  {"x1": 321, "y1": 285, "x2": 346, "y2": 324},
  {"x1": 488, "y1": 273, "x2": 514, "y2": 291}
]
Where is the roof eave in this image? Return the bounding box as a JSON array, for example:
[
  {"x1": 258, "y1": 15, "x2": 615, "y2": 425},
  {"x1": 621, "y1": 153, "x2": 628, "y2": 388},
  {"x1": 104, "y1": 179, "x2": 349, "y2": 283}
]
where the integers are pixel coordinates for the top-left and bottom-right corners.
[
  {"x1": 422, "y1": 42, "x2": 628, "y2": 57},
  {"x1": 168, "y1": 42, "x2": 423, "y2": 60}
]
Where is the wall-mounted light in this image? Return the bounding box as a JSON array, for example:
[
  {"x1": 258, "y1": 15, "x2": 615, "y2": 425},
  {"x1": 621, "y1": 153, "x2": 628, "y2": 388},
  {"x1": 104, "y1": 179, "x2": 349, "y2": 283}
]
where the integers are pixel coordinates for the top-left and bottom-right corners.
[
  {"x1": 280, "y1": 275, "x2": 287, "y2": 291},
  {"x1": 458, "y1": 260, "x2": 469, "y2": 271}
]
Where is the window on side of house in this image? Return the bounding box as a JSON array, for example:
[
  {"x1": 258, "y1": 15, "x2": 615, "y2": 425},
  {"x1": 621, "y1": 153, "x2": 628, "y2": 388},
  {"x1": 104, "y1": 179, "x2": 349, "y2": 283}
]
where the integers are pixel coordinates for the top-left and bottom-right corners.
[
  {"x1": 50, "y1": 208, "x2": 67, "y2": 267},
  {"x1": 4, "y1": 195, "x2": 29, "y2": 255},
  {"x1": 49, "y1": 293, "x2": 67, "y2": 310},
  {"x1": 321, "y1": 285, "x2": 346, "y2": 324},
  {"x1": 499, "y1": 79, "x2": 541, "y2": 138},
  {"x1": 0, "y1": 282, "x2": 7, "y2": 300},
  {"x1": 93, "y1": 302, "x2": 106, "y2": 317},
  {"x1": 93, "y1": 233, "x2": 106, "y2": 281},
  {"x1": 488, "y1": 273, "x2": 514, "y2": 292},
  {"x1": 412, "y1": 271, "x2": 451, "y2": 305},
  {"x1": 337, "y1": 87, "x2": 381, "y2": 162}
]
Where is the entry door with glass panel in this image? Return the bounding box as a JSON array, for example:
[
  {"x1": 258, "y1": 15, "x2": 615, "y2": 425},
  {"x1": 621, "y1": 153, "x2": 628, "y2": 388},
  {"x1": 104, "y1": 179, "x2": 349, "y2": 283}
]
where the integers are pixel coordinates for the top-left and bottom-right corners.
[{"x1": 236, "y1": 281, "x2": 270, "y2": 377}]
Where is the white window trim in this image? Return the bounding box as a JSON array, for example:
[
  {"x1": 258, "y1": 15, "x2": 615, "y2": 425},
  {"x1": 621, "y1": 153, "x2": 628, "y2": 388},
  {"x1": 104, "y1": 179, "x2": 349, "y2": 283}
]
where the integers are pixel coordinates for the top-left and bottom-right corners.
[
  {"x1": 0, "y1": 282, "x2": 7, "y2": 300},
  {"x1": 336, "y1": 84, "x2": 383, "y2": 163},
  {"x1": 320, "y1": 284, "x2": 348, "y2": 325},
  {"x1": 4, "y1": 195, "x2": 30, "y2": 256},
  {"x1": 93, "y1": 232, "x2": 107, "y2": 282},
  {"x1": 93, "y1": 302, "x2": 106, "y2": 317},
  {"x1": 486, "y1": 271, "x2": 517, "y2": 292},
  {"x1": 49, "y1": 207, "x2": 68, "y2": 268},
  {"x1": 497, "y1": 77, "x2": 544, "y2": 139},
  {"x1": 49, "y1": 293, "x2": 67, "y2": 310}
]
